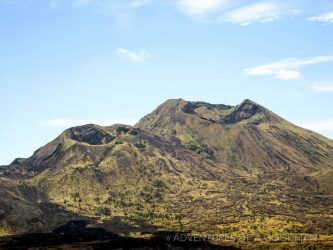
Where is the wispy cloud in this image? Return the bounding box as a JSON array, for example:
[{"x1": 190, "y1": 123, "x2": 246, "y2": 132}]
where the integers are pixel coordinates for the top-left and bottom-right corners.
[
  {"x1": 177, "y1": 0, "x2": 228, "y2": 17},
  {"x1": 38, "y1": 118, "x2": 137, "y2": 128},
  {"x1": 46, "y1": 0, "x2": 152, "y2": 30},
  {"x1": 308, "y1": 12, "x2": 333, "y2": 23},
  {"x1": 128, "y1": 0, "x2": 151, "y2": 9},
  {"x1": 71, "y1": 0, "x2": 151, "y2": 8},
  {"x1": 298, "y1": 119, "x2": 333, "y2": 133},
  {"x1": 98, "y1": 1, "x2": 152, "y2": 31},
  {"x1": 115, "y1": 48, "x2": 152, "y2": 62},
  {"x1": 312, "y1": 84, "x2": 333, "y2": 93},
  {"x1": 244, "y1": 55, "x2": 333, "y2": 80},
  {"x1": 220, "y1": 2, "x2": 300, "y2": 25}
]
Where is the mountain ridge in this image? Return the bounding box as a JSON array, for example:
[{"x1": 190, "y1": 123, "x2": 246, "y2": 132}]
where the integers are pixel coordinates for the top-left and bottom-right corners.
[{"x1": 1, "y1": 98, "x2": 333, "y2": 249}]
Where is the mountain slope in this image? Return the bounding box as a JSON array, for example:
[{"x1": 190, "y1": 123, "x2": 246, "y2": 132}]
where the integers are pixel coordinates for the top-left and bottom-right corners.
[
  {"x1": 1, "y1": 99, "x2": 333, "y2": 249},
  {"x1": 137, "y1": 99, "x2": 333, "y2": 193},
  {"x1": 1, "y1": 124, "x2": 238, "y2": 236}
]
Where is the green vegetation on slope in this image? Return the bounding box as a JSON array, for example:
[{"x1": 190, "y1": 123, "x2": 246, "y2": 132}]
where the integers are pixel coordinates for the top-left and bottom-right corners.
[{"x1": 1, "y1": 99, "x2": 333, "y2": 249}]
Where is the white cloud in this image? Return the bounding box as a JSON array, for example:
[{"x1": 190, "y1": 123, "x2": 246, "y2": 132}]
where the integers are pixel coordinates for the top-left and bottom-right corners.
[
  {"x1": 244, "y1": 55, "x2": 333, "y2": 80},
  {"x1": 274, "y1": 70, "x2": 301, "y2": 80},
  {"x1": 309, "y1": 12, "x2": 333, "y2": 23},
  {"x1": 115, "y1": 48, "x2": 152, "y2": 62},
  {"x1": 220, "y1": 2, "x2": 300, "y2": 25},
  {"x1": 177, "y1": 0, "x2": 228, "y2": 17},
  {"x1": 38, "y1": 118, "x2": 137, "y2": 128},
  {"x1": 298, "y1": 119, "x2": 333, "y2": 133},
  {"x1": 312, "y1": 84, "x2": 333, "y2": 93}
]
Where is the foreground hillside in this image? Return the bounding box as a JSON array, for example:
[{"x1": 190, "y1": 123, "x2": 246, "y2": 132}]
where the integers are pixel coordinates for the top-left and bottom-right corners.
[{"x1": 1, "y1": 99, "x2": 333, "y2": 249}]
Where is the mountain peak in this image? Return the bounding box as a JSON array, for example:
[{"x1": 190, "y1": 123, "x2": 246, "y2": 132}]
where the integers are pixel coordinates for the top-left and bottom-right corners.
[
  {"x1": 242, "y1": 99, "x2": 257, "y2": 104},
  {"x1": 241, "y1": 98, "x2": 258, "y2": 105},
  {"x1": 237, "y1": 99, "x2": 265, "y2": 112},
  {"x1": 63, "y1": 124, "x2": 115, "y2": 145},
  {"x1": 222, "y1": 99, "x2": 271, "y2": 125},
  {"x1": 138, "y1": 98, "x2": 277, "y2": 130},
  {"x1": 157, "y1": 98, "x2": 187, "y2": 111}
]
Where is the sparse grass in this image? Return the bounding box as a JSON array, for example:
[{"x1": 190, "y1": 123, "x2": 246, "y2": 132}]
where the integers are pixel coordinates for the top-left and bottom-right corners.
[
  {"x1": 0, "y1": 227, "x2": 12, "y2": 237},
  {"x1": 95, "y1": 207, "x2": 111, "y2": 217}
]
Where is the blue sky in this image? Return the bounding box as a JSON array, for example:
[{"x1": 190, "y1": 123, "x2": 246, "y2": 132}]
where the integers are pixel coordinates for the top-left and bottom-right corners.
[{"x1": 1, "y1": 0, "x2": 333, "y2": 165}]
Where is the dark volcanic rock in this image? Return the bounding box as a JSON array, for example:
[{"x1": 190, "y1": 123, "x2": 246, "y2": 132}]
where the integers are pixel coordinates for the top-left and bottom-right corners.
[
  {"x1": 66, "y1": 124, "x2": 115, "y2": 145},
  {"x1": 0, "y1": 220, "x2": 237, "y2": 250}
]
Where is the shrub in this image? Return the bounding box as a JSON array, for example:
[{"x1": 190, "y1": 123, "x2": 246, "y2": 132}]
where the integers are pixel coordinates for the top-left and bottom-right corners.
[
  {"x1": 153, "y1": 180, "x2": 166, "y2": 189},
  {"x1": 96, "y1": 207, "x2": 111, "y2": 217}
]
